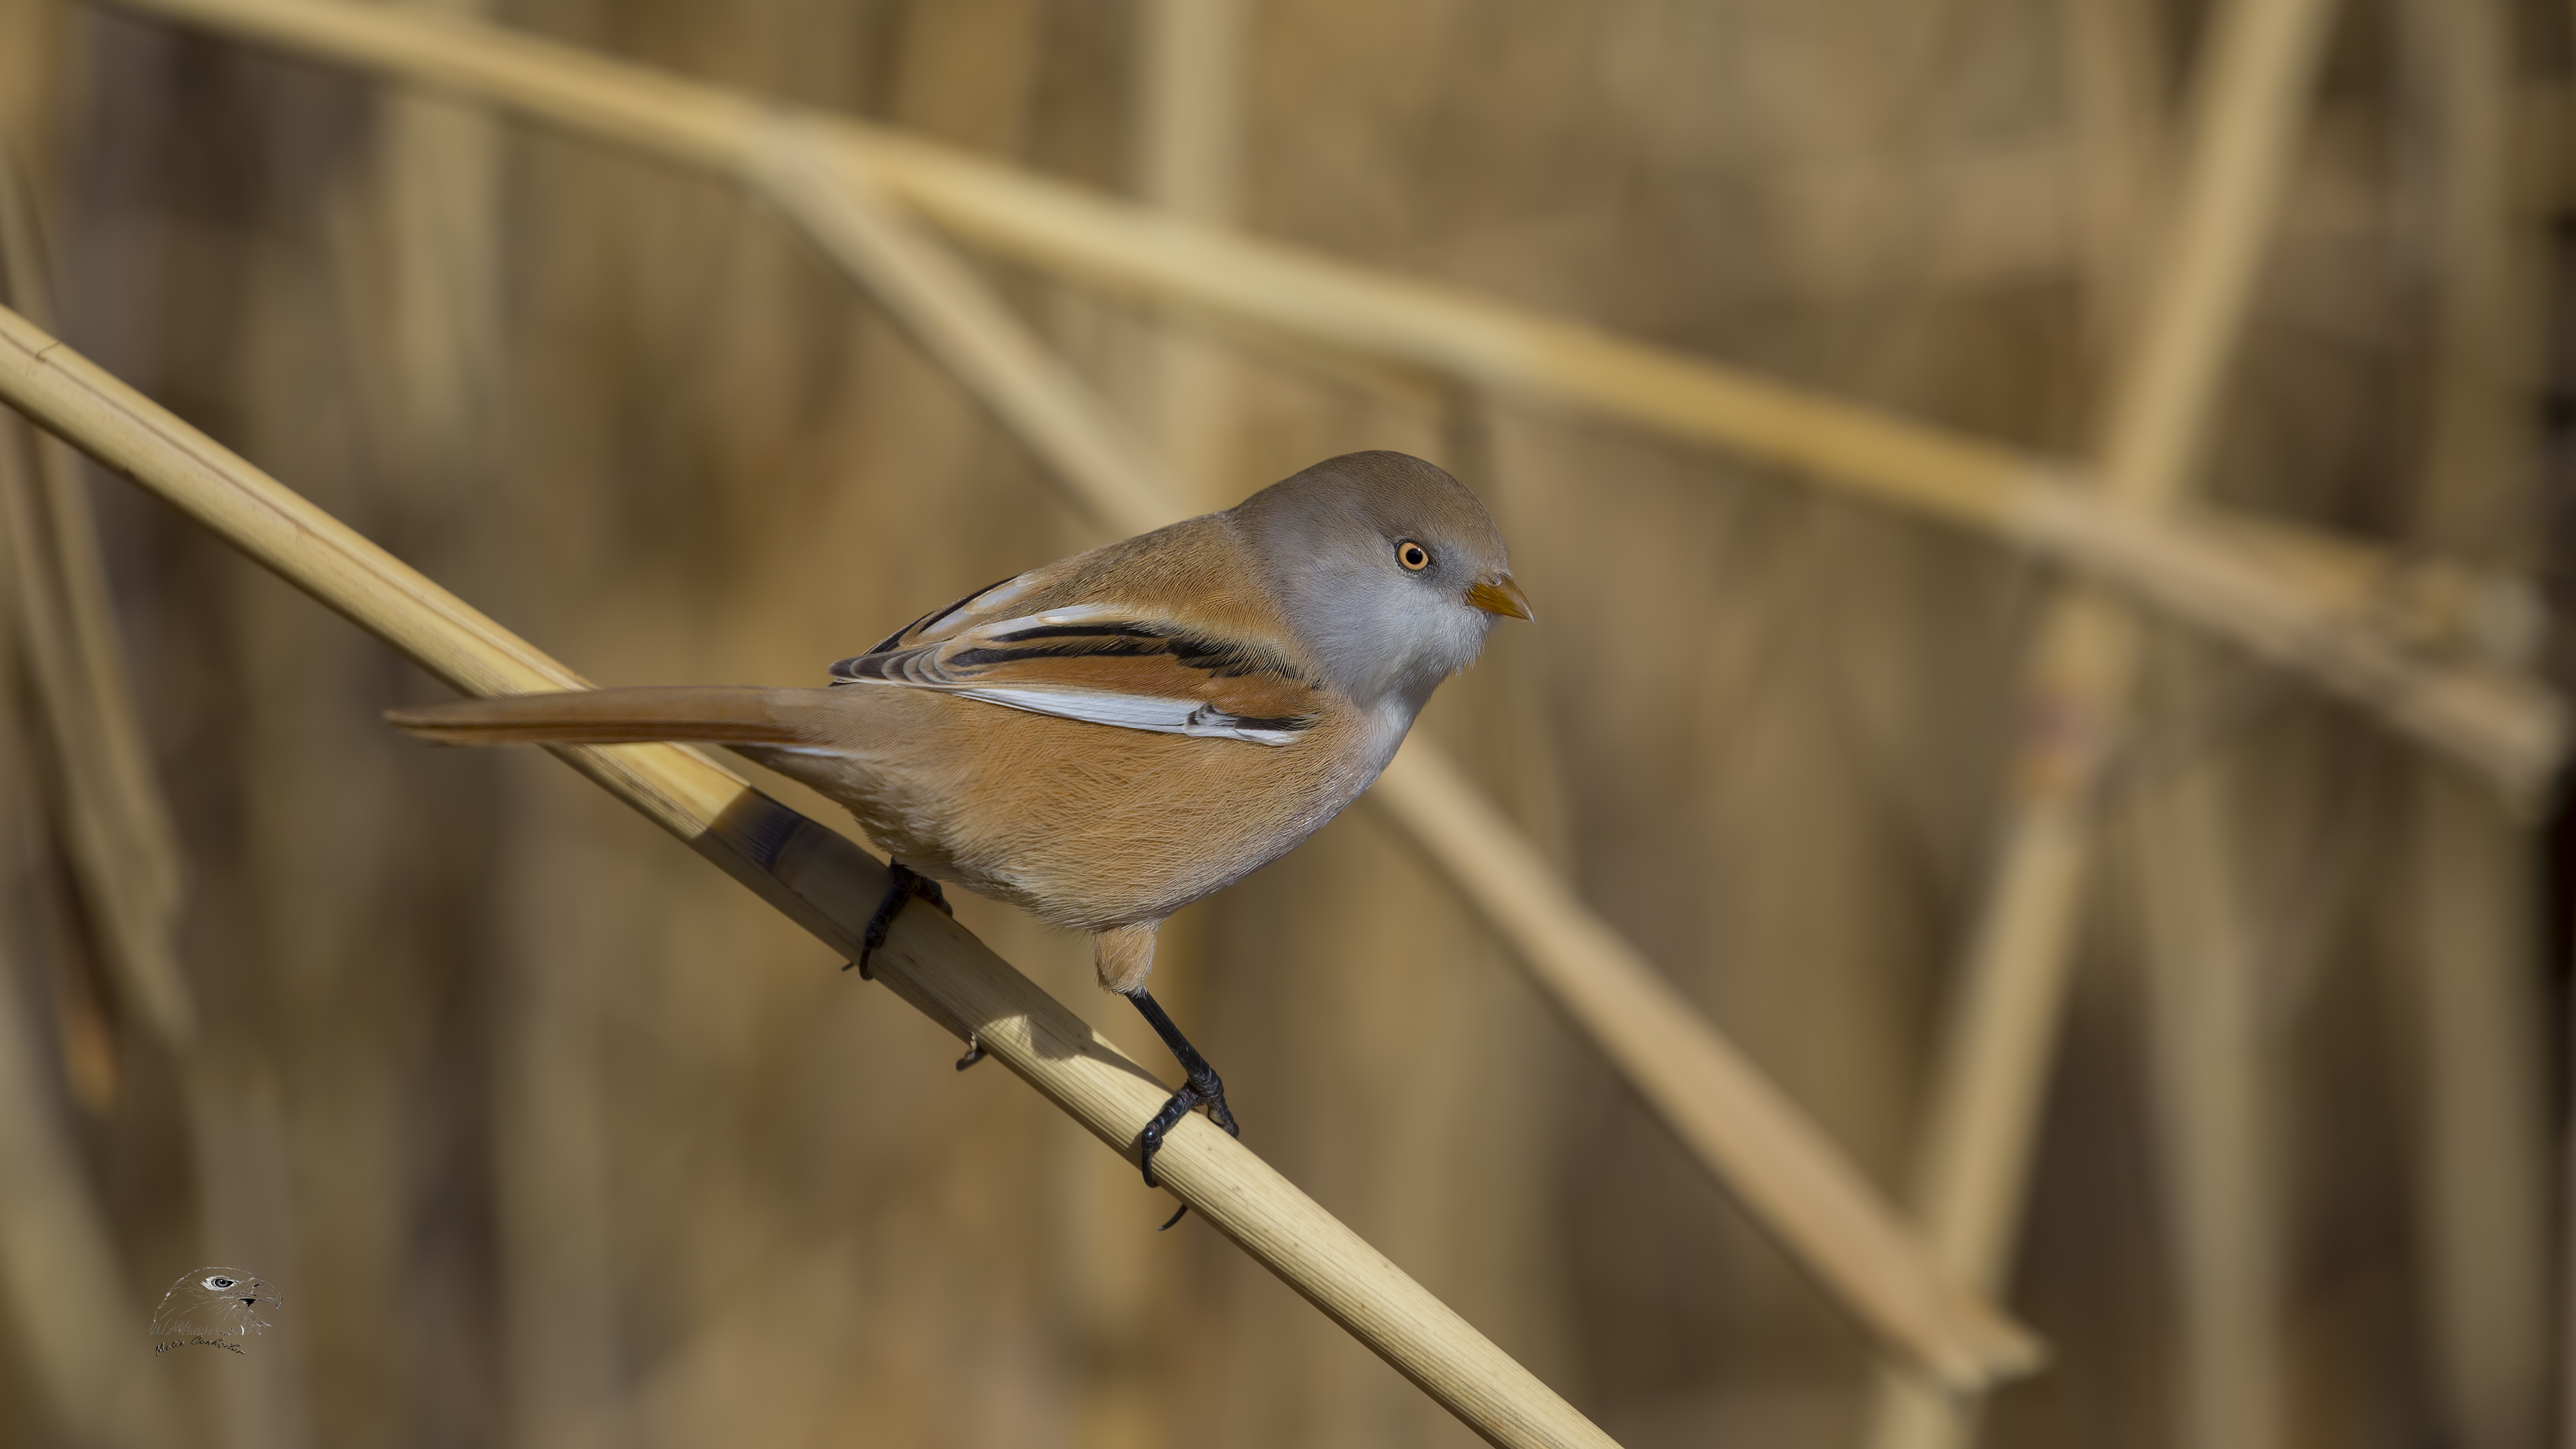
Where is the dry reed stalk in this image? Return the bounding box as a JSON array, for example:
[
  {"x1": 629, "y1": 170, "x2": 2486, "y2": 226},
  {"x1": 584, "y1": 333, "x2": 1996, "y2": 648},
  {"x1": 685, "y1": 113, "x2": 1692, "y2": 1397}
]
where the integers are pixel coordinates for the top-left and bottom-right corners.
[
  {"x1": 2088, "y1": 1, "x2": 2287, "y2": 1443},
  {"x1": 1133, "y1": 0, "x2": 1249, "y2": 500},
  {"x1": 1868, "y1": 0, "x2": 2336, "y2": 1444},
  {"x1": 86, "y1": 0, "x2": 2569, "y2": 800},
  {"x1": 0, "y1": 1, "x2": 70, "y2": 198},
  {"x1": 0, "y1": 301, "x2": 1626, "y2": 1449},
  {"x1": 0, "y1": 941, "x2": 178, "y2": 1446},
  {"x1": 377, "y1": 0, "x2": 502, "y2": 489},
  {"x1": 0, "y1": 159, "x2": 192, "y2": 1046},
  {"x1": 745, "y1": 125, "x2": 2042, "y2": 1390},
  {"x1": 2126, "y1": 684, "x2": 2282, "y2": 1449},
  {"x1": 0, "y1": 586, "x2": 175, "y2": 1445},
  {"x1": 0, "y1": 168, "x2": 176, "y2": 905},
  {"x1": 490, "y1": 830, "x2": 625, "y2": 1449},
  {"x1": 2392, "y1": 2, "x2": 2554, "y2": 1443},
  {"x1": 2399, "y1": 775, "x2": 2551, "y2": 1449}
]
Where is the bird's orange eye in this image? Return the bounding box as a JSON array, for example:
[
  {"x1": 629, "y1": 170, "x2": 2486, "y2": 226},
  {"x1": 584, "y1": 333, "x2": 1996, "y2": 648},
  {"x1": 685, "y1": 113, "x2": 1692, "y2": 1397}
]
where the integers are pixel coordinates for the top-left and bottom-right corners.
[{"x1": 1396, "y1": 541, "x2": 1432, "y2": 571}]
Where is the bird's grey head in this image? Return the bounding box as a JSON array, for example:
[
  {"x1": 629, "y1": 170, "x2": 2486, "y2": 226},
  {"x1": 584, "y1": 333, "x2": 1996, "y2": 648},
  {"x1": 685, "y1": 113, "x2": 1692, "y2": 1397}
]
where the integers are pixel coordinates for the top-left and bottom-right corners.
[{"x1": 1234, "y1": 451, "x2": 1532, "y2": 708}]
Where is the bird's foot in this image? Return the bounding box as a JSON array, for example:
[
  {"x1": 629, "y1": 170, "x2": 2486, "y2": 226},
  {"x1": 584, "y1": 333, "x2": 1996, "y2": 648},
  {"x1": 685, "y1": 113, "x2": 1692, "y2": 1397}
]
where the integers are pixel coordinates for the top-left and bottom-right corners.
[
  {"x1": 849, "y1": 861, "x2": 952, "y2": 979},
  {"x1": 1124, "y1": 987, "x2": 1239, "y2": 1228},
  {"x1": 1137, "y1": 1059, "x2": 1239, "y2": 1191}
]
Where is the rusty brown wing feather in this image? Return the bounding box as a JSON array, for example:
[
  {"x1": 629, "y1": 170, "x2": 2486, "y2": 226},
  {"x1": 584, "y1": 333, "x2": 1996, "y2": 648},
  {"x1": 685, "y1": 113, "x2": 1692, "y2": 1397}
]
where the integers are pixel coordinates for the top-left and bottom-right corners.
[{"x1": 820, "y1": 523, "x2": 1328, "y2": 746}]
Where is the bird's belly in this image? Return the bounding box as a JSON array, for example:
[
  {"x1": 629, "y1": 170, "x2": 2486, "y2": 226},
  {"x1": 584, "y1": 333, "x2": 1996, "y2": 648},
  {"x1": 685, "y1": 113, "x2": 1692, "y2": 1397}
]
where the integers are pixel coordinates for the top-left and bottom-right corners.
[{"x1": 973, "y1": 726, "x2": 1387, "y2": 928}]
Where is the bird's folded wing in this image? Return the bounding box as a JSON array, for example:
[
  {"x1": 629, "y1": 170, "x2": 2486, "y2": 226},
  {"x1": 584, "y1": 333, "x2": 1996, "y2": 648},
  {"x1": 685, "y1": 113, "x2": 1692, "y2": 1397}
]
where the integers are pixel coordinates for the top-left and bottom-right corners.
[{"x1": 828, "y1": 573, "x2": 1322, "y2": 746}]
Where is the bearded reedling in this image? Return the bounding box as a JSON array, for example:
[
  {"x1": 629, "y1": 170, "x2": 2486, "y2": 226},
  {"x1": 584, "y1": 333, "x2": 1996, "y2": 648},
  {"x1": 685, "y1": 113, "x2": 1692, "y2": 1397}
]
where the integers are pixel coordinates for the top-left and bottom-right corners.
[{"x1": 390, "y1": 451, "x2": 1532, "y2": 1211}]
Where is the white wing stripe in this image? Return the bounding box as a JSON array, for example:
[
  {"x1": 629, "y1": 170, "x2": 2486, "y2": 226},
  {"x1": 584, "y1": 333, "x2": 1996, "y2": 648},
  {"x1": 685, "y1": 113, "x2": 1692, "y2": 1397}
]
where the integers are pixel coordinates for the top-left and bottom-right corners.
[
  {"x1": 969, "y1": 604, "x2": 1134, "y2": 637},
  {"x1": 954, "y1": 687, "x2": 1301, "y2": 745}
]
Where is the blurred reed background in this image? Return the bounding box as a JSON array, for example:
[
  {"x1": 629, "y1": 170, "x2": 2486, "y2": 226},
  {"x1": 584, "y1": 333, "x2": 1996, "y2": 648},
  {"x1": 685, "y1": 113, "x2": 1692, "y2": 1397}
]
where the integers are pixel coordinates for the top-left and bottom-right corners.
[{"x1": 0, "y1": 0, "x2": 2571, "y2": 1444}]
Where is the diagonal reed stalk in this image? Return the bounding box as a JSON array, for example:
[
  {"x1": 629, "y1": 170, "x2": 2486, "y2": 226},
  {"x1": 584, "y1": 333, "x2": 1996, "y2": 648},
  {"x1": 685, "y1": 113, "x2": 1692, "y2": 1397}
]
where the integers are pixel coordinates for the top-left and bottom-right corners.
[
  {"x1": 0, "y1": 300, "x2": 1627, "y2": 1449},
  {"x1": 745, "y1": 123, "x2": 2042, "y2": 1389},
  {"x1": 1868, "y1": 0, "x2": 2334, "y2": 1444},
  {"x1": 88, "y1": 0, "x2": 2568, "y2": 802}
]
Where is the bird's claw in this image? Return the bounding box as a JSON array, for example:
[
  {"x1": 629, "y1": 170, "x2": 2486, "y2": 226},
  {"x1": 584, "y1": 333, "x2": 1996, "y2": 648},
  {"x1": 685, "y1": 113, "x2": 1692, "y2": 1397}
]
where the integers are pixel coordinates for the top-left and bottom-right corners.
[
  {"x1": 1145, "y1": 1077, "x2": 1236, "y2": 1230},
  {"x1": 1138, "y1": 1060, "x2": 1239, "y2": 1212},
  {"x1": 851, "y1": 861, "x2": 951, "y2": 979}
]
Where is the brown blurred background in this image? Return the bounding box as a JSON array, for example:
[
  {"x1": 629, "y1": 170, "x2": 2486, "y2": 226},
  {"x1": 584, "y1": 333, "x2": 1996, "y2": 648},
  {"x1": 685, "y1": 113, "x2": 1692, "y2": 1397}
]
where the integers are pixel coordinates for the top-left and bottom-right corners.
[{"x1": 1, "y1": 0, "x2": 2571, "y2": 1444}]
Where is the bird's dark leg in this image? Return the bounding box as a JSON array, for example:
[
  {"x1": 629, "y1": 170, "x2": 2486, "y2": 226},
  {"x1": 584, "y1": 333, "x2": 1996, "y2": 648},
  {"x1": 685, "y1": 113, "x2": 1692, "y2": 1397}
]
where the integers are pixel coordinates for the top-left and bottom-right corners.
[
  {"x1": 849, "y1": 861, "x2": 952, "y2": 979},
  {"x1": 1125, "y1": 988, "x2": 1239, "y2": 1227}
]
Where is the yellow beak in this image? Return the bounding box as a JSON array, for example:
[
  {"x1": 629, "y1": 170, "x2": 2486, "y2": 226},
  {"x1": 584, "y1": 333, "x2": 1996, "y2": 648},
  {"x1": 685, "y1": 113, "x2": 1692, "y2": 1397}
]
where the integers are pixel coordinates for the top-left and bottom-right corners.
[{"x1": 1465, "y1": 573, "x2": 1535, "y2": 621}]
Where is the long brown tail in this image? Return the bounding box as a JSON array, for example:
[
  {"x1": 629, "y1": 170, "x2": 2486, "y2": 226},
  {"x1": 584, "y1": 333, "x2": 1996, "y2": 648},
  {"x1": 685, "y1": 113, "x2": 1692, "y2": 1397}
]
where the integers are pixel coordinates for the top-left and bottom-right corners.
[{"x1": 386, "y1": 686, "x2": 835, "y2": 749}]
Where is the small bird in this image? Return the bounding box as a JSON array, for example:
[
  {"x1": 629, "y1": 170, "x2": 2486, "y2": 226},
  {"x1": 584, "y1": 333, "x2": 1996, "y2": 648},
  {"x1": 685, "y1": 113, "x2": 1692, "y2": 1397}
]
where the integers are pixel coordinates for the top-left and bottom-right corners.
[{"x1": 389, "y1": 451, "x2": 1529, "y2": 1199}]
